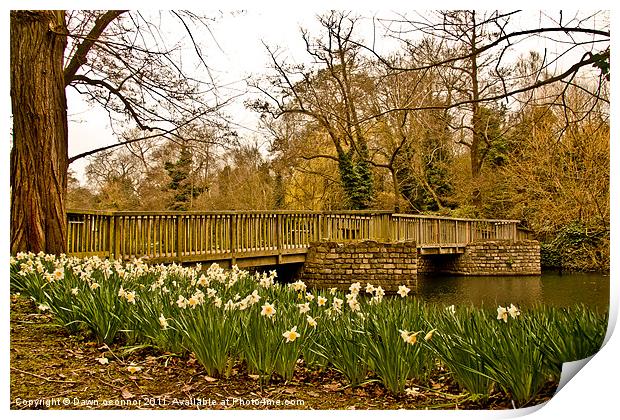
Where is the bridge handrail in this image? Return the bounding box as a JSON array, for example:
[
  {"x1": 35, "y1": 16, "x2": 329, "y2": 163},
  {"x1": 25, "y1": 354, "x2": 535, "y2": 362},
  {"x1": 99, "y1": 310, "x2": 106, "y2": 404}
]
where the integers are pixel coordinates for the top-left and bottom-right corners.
[{"x1": 65, "y1": 209, "x2": 523, "y2": 262}]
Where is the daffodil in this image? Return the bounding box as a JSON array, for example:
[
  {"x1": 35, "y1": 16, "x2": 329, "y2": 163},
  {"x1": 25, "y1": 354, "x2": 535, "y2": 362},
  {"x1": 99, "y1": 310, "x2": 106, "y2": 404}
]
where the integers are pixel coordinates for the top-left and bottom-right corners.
[
  {"x1": 329, "y1": 287, "x2": 338, "y2": 295},
  {"x1": 177, "y1": 295, "x2": 188, "y2": 309},
  {"x1": 424, "y1": 329, "x2": 437, "y2": 341},
  {"x1": 125, "y1": 291, "x2": 136, "y2": 304},
  {"x1": 317, "y1": 296, "x2": 327, "y2": 306},
  {"x1": 497, "y1": 306, "x2": 508, "y2": 323},
  {"x1": 305, "y1": 292, "x2": 315, "y2": 301},
  {"x1": 197, "y1": 274, "x2": 209, "y2": 287},
  {"x1": 399, "y1": 329, "x2": 420, "y2": 345},
  {"x1": 365, "y1": 283, "x2": 375, "y2": 294},
  {"x1": 90, "y1": 282, "x2": 100, "y2": 290},
  {"x1": 159, "y1": 314, "x2": 169, "y2": 329},
  {"x1": 127, "y1": 364, "x2": 142, "y2": 374},
  {"x1": 291, "y1": 280, "x2": 307, "y2": 292},
  {"x1": 348, "y1": 299, "x2": 361, "y2": 312},
  {"x1": 71, "y1": 287, "x2": 79, "y2": 296},
  {"x1": 282, "y1": 326, "x2": 300, "y2": 343},
  {"x1": 349, "y1": 282, "x2": 361, "y2": 295},
  {"x1": 188, "y1": 296, "x2": 200, "y2": 308},
  {"x1": 306, "y1": 315, "x2": 317, "y2": 328},
  {"x1": 508, "y1": 303, "x2": 521, "y2": 319},
  {"x1": 261, "y1": 302, "x2": 276, "y2": 318},
  {"x1": 332, "y1": 297, "x2": 343, "y2": 311},
  {"x1": 298, "y1": 302, "x2": 311, "y2": 314},
  {"x1": 52, "y1": 267, "x2": 64, "y2": 281},
  {"x1": 397, "y1": 285, "x2": 411, "y2": 298},
  {"x1": 249, "y1": 290, "x2": 261, "y2": 304}
]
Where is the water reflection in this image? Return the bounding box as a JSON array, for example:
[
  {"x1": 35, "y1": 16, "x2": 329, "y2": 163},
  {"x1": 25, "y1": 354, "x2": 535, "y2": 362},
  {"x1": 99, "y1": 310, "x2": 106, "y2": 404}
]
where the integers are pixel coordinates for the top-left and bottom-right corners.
[{"x1": 411, "y1": 272, "x2": 609, "y2": 312}]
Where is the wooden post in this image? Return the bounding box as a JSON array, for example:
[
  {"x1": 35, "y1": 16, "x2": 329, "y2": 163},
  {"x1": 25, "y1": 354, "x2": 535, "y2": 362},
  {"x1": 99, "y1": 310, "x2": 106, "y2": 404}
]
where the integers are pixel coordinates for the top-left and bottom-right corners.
[
  {"x1": 113, "y1": 216, "x2": 121, "y2": 259},
  {"x1": 512, "y1": 223, "x2": 518, "y2": 242},
  {"x1": 276, "y1": 213, "x2": 283, "y2": 264},
  {"x1": 175, "y1": 215, "x2": 183, "y2": 261},
  {"x1": 231, "y1": 214, "x2": 237, "y2": 266},
  {"x1": 108, "y1": 215, "x2": 115, "y2": 258}
]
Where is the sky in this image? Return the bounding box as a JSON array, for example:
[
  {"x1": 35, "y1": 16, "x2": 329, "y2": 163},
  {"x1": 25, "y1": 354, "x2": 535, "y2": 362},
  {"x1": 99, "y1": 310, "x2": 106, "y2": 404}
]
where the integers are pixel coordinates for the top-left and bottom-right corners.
[
  {"x1": 65, "y1": 8, "x2": 402, "y2": 181},
  {"x1": 64, "y1": 7, "x2": 611, "y2": 183}
]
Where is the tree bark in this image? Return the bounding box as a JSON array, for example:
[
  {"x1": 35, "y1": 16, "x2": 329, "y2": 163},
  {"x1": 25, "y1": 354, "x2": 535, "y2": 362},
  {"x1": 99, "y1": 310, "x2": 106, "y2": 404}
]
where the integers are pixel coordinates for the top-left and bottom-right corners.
[{"x1": 10, "y1": 11, "x2": 68, "y2": 254}]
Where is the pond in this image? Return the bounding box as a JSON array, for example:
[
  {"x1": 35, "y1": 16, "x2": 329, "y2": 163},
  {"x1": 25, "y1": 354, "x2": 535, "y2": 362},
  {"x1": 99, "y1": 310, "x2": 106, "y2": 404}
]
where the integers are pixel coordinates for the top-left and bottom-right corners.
[{"x1": 411, "y1": 271, "x2": 610, "y2": 312}]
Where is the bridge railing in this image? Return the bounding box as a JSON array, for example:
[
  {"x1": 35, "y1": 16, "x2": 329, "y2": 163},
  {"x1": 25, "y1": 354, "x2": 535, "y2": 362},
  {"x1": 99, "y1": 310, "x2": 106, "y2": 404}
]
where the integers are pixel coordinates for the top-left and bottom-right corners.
[{"x1": 66, "y1": 209, "x2": 521, "y2": 262}]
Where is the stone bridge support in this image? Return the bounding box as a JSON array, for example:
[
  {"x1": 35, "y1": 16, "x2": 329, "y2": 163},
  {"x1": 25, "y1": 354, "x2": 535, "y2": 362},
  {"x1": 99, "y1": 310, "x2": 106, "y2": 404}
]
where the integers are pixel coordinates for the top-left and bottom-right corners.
[
  {"x1": 298, "y1": 239, "x2": 541, "y2": 291},
  {"x1": 298, "y1": 241, "x2": 417, "y2": 292},
  {"x1": 418, "y1": 240, "x2": 541, "y2": 276}
]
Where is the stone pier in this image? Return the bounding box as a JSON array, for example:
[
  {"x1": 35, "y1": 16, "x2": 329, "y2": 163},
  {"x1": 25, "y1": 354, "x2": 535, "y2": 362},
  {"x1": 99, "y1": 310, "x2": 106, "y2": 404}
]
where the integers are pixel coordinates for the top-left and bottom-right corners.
[{"x1": 297, "y1": 239, "x2": 541, "y2": 291}]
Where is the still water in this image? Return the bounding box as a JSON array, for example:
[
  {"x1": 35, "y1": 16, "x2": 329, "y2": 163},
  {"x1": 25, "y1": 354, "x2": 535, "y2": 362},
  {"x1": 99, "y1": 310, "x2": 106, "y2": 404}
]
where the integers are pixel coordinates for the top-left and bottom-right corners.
[{"x1": 411, "y1": 272, "x2": 610, "y2": 312}]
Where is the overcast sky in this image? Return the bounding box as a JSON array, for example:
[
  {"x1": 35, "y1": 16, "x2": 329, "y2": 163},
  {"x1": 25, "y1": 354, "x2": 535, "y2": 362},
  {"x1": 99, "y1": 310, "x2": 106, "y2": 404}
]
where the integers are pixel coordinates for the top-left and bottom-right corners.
[{"x1": 66, "y1": 8, "x2": 400, "y2": 181}]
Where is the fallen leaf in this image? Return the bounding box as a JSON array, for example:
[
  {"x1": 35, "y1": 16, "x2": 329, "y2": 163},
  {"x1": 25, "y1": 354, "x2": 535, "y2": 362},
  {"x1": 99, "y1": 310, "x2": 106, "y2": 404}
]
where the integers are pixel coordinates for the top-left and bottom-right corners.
[
  {"x1": 322, "y1": 383, "x2": 340, "y2": 391},
  {"x1": 121, "y1": 388, "x2": 135, "y2": 399},
  {"x1": 248, "y1": 374, "x2": 260, "y2": 380},
  {"x1": 204, "y1": 376, "x2": 217, "y2": 382}
]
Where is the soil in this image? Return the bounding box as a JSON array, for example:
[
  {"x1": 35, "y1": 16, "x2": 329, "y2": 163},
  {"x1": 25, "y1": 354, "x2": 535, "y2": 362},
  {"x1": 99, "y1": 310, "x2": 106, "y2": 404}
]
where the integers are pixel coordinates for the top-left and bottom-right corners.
[{"x1": 9, "y1": 295, "x2": 556, "y2": 410}]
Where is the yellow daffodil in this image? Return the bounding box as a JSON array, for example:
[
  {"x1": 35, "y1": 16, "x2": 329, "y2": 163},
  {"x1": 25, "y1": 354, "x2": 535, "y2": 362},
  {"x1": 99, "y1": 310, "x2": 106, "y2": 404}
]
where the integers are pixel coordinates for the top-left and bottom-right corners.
[
  {"x1": 261, "y1": 302, "x2": 276, "y2": 318},
  {"x1": 317, "y1": 296, "x2": 327, "y2": 306},
  {"x1": 305, "y1": 292, "x2": 315, "y2": 301},
  {"x1": 397, "y1": 285, "x2": 411, "y2": 298},
  {"x1": 71, "y1": 287, "x2": 79, "y2": 296},
  {"x1": 298, "y1": 302, "x2": 311, "y2": 314},
  {"x1": 329, "y1": 287, "x2": 338, "y2": 295},
  {"x1": 90, "y1": 282, "x2": 100, "y2": 290},
  {"x1": 282, "y1": 326, "x2": 300, "y2": 343},
  {"x1": 424, "y1": 329, "x2": 437, "y2": 341},
  {"x1": 399, "y1": 329, "x2": 420, "y2": 345},
  {"x1": 365, "y1": 283, "x2": 375, "y2": 294}
]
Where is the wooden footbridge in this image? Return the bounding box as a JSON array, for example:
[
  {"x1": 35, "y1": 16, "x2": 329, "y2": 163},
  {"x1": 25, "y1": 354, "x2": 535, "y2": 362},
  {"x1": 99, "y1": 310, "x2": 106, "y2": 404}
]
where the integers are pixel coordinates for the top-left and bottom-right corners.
[{"x1": 66, "y1": 210, "x2": 530, "y2": 267}]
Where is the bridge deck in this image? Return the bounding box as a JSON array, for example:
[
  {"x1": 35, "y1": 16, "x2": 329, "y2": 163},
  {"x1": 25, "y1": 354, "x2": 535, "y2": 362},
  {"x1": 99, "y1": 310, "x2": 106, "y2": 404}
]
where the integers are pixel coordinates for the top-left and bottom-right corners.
[{"x1": 66, "y1": 210, "x2": 529, "y2": 267}]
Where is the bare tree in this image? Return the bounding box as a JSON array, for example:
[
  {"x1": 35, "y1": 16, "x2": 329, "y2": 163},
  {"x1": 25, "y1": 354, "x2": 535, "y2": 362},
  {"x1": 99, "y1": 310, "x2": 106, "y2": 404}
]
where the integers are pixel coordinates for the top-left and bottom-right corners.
[
  {"x1": 10, "y1": 10, "x2": 230, "y2": 254},
  {"x1": 251, "y1": 11, "x2": 377, "y2": 209}
]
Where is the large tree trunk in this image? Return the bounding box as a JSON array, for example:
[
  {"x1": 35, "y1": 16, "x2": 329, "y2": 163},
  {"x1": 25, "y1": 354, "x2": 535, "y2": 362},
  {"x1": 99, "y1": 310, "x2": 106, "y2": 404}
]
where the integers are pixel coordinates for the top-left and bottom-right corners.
[{"x1": 10, "y1": 11, "x2": 68, "y2": 255}]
